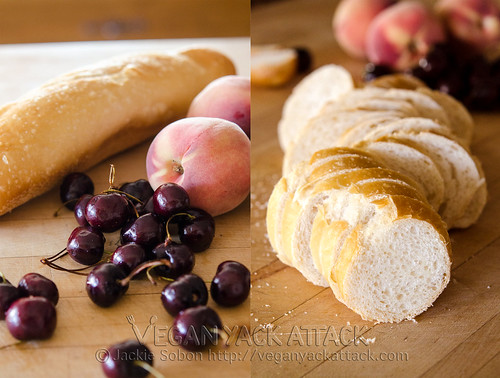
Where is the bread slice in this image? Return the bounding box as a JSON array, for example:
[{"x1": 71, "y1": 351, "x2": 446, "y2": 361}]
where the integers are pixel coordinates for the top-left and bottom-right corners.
[
  {"x1": 283, "y1": 108, "x2": 413, "y2": 174},
  {"x1": 251, "y1": 44, "x2": 298, "y2": 87},
  {"x1": 380, "y1": 132, "x2": 484, "y2": 228},
  {"x1": 452, "y1": 157, "x2": 488, "y2": 228},
  {"x1": 416, "y1": 87, "x2": 474, "y2": 146},
  {"x1": 330, "y1": 195, "x2": 451, "y2": 322},
  {"x1": 277, "y1": 64, "x2": 354, "y2": 150},
  {"x1": 356, "y1": 139, "x2": 445, "y2": 211},
  {"x1": 347, "y1": 117, "x2": 454, "y2": 146},
  {"x1": 336, "y1": 115, "x2": 402, "y2": 147},
  {"x1": 266, "y1": 161, "x2": 309, "y2": 266}
]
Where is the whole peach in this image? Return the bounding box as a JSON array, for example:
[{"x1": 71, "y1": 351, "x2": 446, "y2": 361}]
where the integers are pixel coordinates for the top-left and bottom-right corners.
[
  {"x1": 187, "y1": 75, "x2": 250, "y2": 138},
  {"x1": 366, "y1": 1, "x2": 446, "y2": 70},
  {"x1": 436, "y1": 0, "x2": 500, "y2": 51},
  {"x1": 146, "y1": 117, "x2": 250, "y2": 217},
  {"x1": 333, "y1": 0, "x2": 395, "y2": 58}
]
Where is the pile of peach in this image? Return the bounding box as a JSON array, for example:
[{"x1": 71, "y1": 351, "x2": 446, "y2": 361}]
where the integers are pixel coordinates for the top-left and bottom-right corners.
[{"x1": 333, "y1": 0, "x2": 500, "y2": 110}]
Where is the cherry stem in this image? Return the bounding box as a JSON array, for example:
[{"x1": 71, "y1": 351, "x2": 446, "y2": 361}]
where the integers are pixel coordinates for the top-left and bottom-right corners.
[
  {"x1": 53, "y1": 199, "x2": 78, "y2": 217},
  {"x1": 41, "y1": 248, "x2": 111, "y2": 276},
  {"x1": 133, "y1": 361, "x2": 165, "y2": 378},
  {"x1": 165, "y1": 212, "x2": 196, "y2": 241},
  {"x1": 0, "y1": 271, "x2": 7, "y2": 284},
  {"x1": 40, "y1": 259, "x2": 89, "y2": 276},
  {"x1": 108, "y1": 164, "x2": 116, "y2": 189},
  {"x1": 43, "y1": 247, "x2": 68, "y2": 263},
  {"x1": 120, "y1": 259, "x2": 172, "y2": 287}
]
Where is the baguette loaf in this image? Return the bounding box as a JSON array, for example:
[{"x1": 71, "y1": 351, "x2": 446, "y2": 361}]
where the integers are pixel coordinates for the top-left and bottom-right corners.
[
  {"x1": 0, "y1": 48, "x2": 235, "y2": 216},
  {"x1": 268, "y1": 147, "x2": 451, "y2": 322}
]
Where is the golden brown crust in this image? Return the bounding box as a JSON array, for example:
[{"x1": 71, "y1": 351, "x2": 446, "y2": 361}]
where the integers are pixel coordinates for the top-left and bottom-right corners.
[
  {"x1": 365, "y1": 74, "x2": 427, "y2": 90},
  {"x1": 0, "y1": 48, "x2": 235, "y2": 216}
]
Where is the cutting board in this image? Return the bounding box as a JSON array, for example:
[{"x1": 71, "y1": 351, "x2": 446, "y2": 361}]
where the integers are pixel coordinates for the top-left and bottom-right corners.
[
  {"x1": 251, "y1": 1, "x2": 499, "y2": 377},
  {"x1": 0, "y1": 38, "x2": 250, "y2": 378}
]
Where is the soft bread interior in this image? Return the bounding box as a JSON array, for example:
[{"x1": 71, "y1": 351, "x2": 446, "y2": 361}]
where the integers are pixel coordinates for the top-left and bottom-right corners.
[{"x1": 340, "y1": 217, "x2": 451, "y2": 322}]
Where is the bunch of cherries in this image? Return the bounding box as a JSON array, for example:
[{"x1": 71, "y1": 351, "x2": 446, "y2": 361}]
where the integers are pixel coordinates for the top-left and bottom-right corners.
[
  {"x1": 47, "y1": 166, "x2": 250, "y2": 377},
  {"x1": 363, "y1": 41, "x2": 500, "y2": 111},
  {"x1": 0, "y1": 272, "x2": 59, "y2": 341}
]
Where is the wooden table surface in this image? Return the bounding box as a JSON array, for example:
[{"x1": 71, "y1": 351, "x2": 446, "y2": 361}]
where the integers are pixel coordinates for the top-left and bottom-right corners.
[
  {"x1": 250, "y1": 1, "x2": 500, "y2": 377},
  {"x1": 0, "y1": 38, "x2": 251, "y2": 378}
]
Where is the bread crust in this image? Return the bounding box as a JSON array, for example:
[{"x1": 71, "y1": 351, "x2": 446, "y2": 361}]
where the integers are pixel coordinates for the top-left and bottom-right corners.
[{"x1": 0, "y1": 48, "x2": 235, "y2": 215}]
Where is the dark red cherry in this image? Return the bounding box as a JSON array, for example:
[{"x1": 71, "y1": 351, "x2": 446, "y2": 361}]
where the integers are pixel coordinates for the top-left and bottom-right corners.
[
  {"x1": 102, "y1": 340, "x2": 154, "y2": 378},
  {"x1": 5, "y1": 297, "x2": 57, "y2": 340},
  {"x1": 152, "y1": 183, "x2": 190, "y2": 219},
  {"x1": 85, "y1": 193, "x2": 130, "y2": 233},
  {"x1": 161, "y1": 274, "x2": 208, "y2": 316},
  {"x1": 74, "y1": 194, "x2": 92, "y2": 227},
  {"x1": 150, "y1": 241, "x2": 194, "y2": 279},
  {"x1": 60, "y1": 172, "x2": 94, "y2": 210},
  {"x1": 86, "y1": 263, "x2": 129, "y2": 307},
  {"x1": 67, "y1": 226, "x2": 105, "y2": 266},
  {"x1": 178, "y1": 208, "x2": 215, "y2": 253},
  {"x1": 173, "y1": 306, "x2": 222, "y2": 351},
  {"x1": 17, "y1": 273, "x2": 59, "y2": 305},
  {"x1": 119, "y1": 179, "x2": 154, "y2": 205},
  {"x1": 0, "y1": 283, "x2": 22, "y2": 320},
  {"x1": 136, "y1": 197, "x2": 154, "y2": 216},
  {"x1": 110, "y1": 244, "x2": 147, "y2": 275},
  {"x1": 210, "y1": 261, "x2": 250, "y2": 307},
  {"x1": 121, "y1": 213, "x2": 165, "y2": 251}
]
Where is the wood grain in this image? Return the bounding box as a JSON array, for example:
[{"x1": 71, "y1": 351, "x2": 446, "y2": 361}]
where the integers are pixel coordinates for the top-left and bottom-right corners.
[
  {"x1": 0, "y1": 39, "x2": 250, "y2": 378},
  {"x1": 251, "y1": 1, "x2": 500, "y2": 377},
  {"x1": 0, "y1": 0, "x2": 250, "y2": 43}
]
